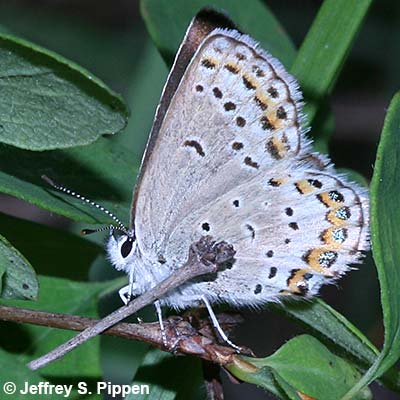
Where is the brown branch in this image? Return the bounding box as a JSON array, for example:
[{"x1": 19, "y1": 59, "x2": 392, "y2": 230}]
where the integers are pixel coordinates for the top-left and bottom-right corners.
[
  {"x1": 0, "y1": 305, "x2": 245, "y2": 364},
  {"x1": 18, "y1": 236, "x2": 239, "y2": 370}
]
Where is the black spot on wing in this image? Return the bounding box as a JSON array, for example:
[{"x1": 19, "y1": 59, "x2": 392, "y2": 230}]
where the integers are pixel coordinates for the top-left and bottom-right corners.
[
  {"x1": 285, "y1": 207, "x2": 293, "y2": 216},
  {"x1": 224, "y1": 63, "x2": 239, "y2": 74},
  {"x1": 202, "y1": 222, "x2": 210, "y2": 232},
  {"x1": 308, "y1": 179, "x2": 322, "y2": 188},
  {"x1": 266, "y1": 140, "x2": 281, "y2": 159},
  {"x1": 213, "y1": 87, "x2": 223, "y2": 98},
  {"x1": 268, "y1": 267, "x2": 277, "y2": 279},
  {"x1": 244, "y1": 156, "x2": 259, "y2": 169},
  {"x1": 261, "y1": 116, "x2": 275, "y2": 131},
  {"x1": 268, "y1": 87, "x2": 278, "y2": 98},
  {"x1": 183, "y1": 140, "x2": 205, "y2": 156},
  {"x1": 224, "y1": 101, "x2": 236, "y2": 111},
  {"x1": 236, "y1": 117, "x2": 246, "y2": 127},
  {"x1": 201, "y1": 59, "x2": 216, "y2": 69},
  {"x1": 246, "y1": 224, "x2": 255, "y2": 239},
  {"x1": 232, "y1": 142, "x2": 244, "y2": 150},
  {"x1": 276, "y1": 106, "x2": 287, "y2": 120},
  {"x1": 242, "y1": 76, "x2": 256, "y2": 90},
  {"x1": 254, "y1": 284, "x2": 262, "y2": 294},
  {"x1": 252, "y1": 65, "x2": 265, "y2": 77},
  {"x1": 254, "y1": 96, "x2": 268, "y2": 111},
  {"x1": 268, "y1": 178, "x2": 281, "y2": 187}
]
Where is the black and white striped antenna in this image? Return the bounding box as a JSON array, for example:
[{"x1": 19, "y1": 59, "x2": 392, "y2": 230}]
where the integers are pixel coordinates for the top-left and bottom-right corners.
[{"x1": 42, "y1": 175, "x2": 129, "y2": 235}]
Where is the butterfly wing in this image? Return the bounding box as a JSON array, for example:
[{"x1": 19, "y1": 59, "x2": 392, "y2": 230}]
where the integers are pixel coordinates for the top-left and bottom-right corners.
[{"x1": 132, "y1": 25, "x2": 369, "y2": 307}]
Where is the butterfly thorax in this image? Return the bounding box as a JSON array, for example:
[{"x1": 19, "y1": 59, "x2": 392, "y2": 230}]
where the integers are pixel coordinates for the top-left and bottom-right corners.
[{"x1": 106, "y1": 232, "x2": 174, "y2": 297}]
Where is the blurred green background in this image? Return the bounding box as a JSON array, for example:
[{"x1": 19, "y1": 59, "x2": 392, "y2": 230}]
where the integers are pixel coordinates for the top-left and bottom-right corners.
[{"x1": 0, "y1": 0, "x2": 398, "y2": 398}]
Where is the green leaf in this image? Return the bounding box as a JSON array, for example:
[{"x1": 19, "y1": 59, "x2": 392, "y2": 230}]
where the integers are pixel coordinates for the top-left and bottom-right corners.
[
  {"x1": 271, "y1": 372, "x2": 302, "y2": 400},
  {"x1": 229, "y1": 335, "x2": 372, "y2": 400},
  {"x1": 275, "y1": 299, "x2": 379, "y2": 367},
  {"x1": 0, "y1": 32, "x2": 128, "y2": 150},
  {"x1": 342, "y1": 93, "x2": 400, "y2": 398},
  {"x1": 100, "y1": 336, "x2": 150, "y2": 393},
  {"x1": 226, "y1": 356, "x2": 282, "y2": 398},
  {"x1": 140, "y1": 0, "x2": 296, "y2": 67},
  {"x1": 265, "y1": 335, "x2": 372, "y2": 400},
  {"x1": 127, "y1": 349, "x2": 203, "y2": 400},
  {"x1": 275, "y1": 298, "x2": 400, "y2": 392},
  {"x1": 291, "y1": 0, "x2": 372, "y2": 125},
  {"x1": 0, "y1": 212, "x2": 102, "y2": 280},
  {"x1": 310, "y1": 101, "x2": 334, "y2": 153},
  {"x1": 0, "y1": 234, "x2": 38, "y2": 300},
  {"x1": 121, "y1": 39, "x2": 168, "y2": 159},
  {"x1": 0, "y1": 241, "x2": 6, "y2": 281},
  {"x1": 0, "y1": 348, "x2": 66, "y2": 400},
  {"x1": 0, "y1": 275, "x2": 110, "y2": 377},
  {"x1": 0, "y1": 35, "x2": 165, "y2": 228},
  {"x1": 0, "y1": 43, "x2": 165, "y2": 234},
  {"x1": 0, "y1": 137, "x2": 139, "y2": 225}
]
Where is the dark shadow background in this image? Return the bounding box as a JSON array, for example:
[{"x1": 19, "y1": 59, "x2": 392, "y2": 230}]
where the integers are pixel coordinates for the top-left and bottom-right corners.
[{"x1": 0, "y1": 0, "x2": 398, "y2": 399}]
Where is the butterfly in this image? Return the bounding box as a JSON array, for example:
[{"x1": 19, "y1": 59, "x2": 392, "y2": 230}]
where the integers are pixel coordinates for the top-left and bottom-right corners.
[{"x1": 49, "y1": 9, "x2": 369, "y2": 349}]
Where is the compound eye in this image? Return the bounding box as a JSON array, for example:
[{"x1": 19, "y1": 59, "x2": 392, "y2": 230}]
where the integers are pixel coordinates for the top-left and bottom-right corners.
[{"x1": 120, "y1": 238, "x2": 134, "y2": 258}]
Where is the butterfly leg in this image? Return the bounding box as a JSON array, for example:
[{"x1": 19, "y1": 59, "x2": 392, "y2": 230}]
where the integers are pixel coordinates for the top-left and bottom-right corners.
[
  {"x1": 127, "y1": 268, "x2": 135, "y2": 300},
  {"x1": 119, "y1": 269, "x2": 137, "y2": 305},
  {"x1": 118, "y1": 285, "x2": 130, "y2": 305},
  {"x1": 201, "y1": 295, "x2": 241, "y2": 352},
  {"x1": 154, "y1": 300, "x2": 168, "y2": 347}
]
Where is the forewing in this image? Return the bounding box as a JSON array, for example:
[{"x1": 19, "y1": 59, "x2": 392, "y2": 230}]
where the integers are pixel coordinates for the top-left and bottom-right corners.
[{"x1": 135, "y1": 31, "x2": 304, "y2": 252}]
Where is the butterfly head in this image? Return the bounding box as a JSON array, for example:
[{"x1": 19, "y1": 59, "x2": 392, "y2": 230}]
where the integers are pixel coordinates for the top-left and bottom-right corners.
[{"x1": 106, "y1": 228, "x2": 138, "y2": 272}]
